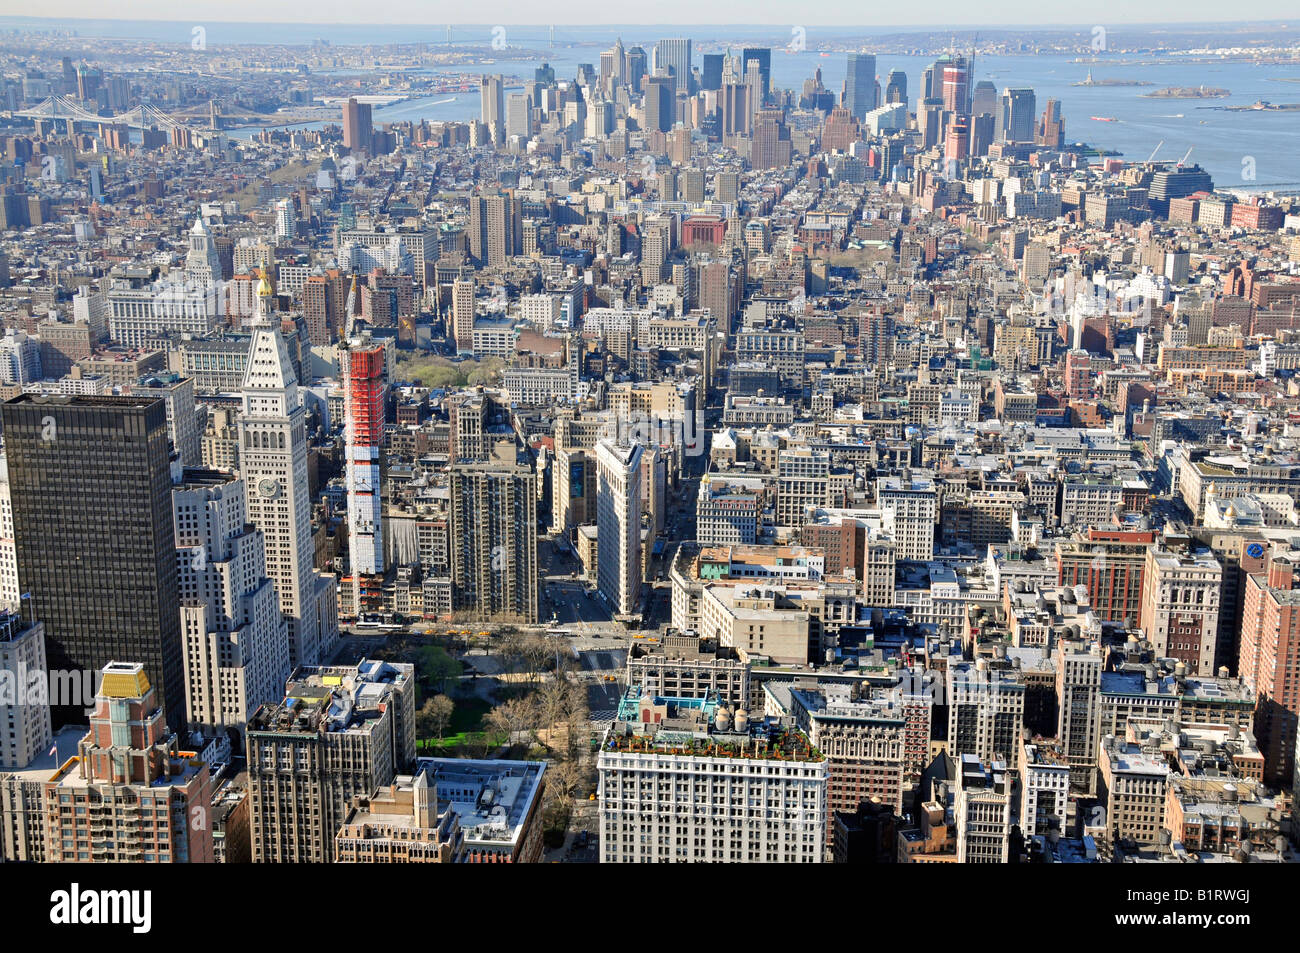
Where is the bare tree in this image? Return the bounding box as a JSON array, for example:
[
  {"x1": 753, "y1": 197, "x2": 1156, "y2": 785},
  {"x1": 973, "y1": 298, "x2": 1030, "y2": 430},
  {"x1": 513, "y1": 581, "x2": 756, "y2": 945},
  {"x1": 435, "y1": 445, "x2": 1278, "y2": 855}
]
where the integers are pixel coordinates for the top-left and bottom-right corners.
[
  {"x1": 521, "y1": 635, "x2": 553, "y2": 685},
  {"x1": 498, "y1": 628, "x2": 529, "y2": 679},
  {"x1": 487, "y1": 695, "x2": 539, "y2": 746},
  {"x1": 536, "y1": 677, "x2": 571, "y2": 736},
  {"x1": 549, "y1": 757, "x2": 592, "y2": 806},
  {"x1": 429, "y1": 695, "x2": 454, "y2": 739},
  {"x1": 562, "y1": 685, "x2": 591, "y2": 759},
  {"x1": 415, "y1": 697, "x2": 435, "y2": 739}
]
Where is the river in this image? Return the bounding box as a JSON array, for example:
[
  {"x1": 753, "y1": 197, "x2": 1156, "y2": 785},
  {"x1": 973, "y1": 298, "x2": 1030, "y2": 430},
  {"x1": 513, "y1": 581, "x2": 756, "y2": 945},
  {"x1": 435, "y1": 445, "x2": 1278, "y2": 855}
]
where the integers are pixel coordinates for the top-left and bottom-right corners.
[{"x1": 8, "y1": 19, "x2": 1298, "y2": 187}]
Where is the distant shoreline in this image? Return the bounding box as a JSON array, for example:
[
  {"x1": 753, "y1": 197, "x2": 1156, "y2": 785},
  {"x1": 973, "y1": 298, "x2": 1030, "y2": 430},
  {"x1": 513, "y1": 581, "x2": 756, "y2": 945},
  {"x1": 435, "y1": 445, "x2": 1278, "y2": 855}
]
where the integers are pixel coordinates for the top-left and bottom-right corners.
[{"x1": 1142, "y1": 86, "x2": 1230, "y2": 98}]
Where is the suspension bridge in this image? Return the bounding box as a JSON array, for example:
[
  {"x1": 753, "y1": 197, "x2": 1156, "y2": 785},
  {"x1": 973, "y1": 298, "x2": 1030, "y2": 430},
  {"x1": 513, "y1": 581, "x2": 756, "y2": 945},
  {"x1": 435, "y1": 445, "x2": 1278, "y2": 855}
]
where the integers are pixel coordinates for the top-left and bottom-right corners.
[{"x1": 11, "y1": 96, "x2": 193, "y2": 131}]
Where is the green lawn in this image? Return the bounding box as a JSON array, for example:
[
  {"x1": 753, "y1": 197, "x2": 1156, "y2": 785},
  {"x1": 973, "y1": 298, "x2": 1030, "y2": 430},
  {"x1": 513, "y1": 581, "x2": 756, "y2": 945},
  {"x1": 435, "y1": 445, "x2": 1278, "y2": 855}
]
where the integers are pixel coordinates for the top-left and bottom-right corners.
[
  {"x1": 418, "y1": 696, "x2": 495, "y2": 751},
  {"x1": 394, "y1": 354, "x2": 503, "y2": 389}
]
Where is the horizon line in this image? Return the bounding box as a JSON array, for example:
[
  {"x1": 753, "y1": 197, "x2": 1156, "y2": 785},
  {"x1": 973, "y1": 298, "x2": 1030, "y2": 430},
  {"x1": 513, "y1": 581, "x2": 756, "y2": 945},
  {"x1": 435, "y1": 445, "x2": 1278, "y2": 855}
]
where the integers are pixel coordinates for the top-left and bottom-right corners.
[{"x1": 4, "y1": 15, "x2": 1296, "y2": 31}]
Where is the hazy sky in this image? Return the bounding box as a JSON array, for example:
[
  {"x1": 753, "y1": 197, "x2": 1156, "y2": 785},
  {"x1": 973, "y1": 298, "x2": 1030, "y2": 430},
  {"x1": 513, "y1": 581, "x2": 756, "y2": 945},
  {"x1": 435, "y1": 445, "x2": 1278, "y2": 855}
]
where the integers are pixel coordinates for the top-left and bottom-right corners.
[{"x1": 11, "y1": 3, "x2": 1295, "y2": 28}]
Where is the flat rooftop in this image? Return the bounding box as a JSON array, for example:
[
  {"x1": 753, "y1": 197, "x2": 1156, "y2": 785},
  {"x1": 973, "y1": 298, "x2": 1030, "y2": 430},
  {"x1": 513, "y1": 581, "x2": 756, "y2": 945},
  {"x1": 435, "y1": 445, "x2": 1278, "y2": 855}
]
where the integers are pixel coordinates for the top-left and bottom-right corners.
[
  {"x1": 0, "y1": 725, "x2": 84, "y2": 781},
  {"x1": 250, "y1": 659, "x2": 412, "y2": 735},
  {"x1": 4, "y1": 393, "x2": 160, "y2": 409},
  {"x1": 1104, "y1": 742, "x2": 1170, "y2": 777},
  {"x1": 1100, "y1": 670, "x2": 1253, "y2": 705},
  {"x1": 789, "y1": 687, "x2": 906, "y2": 725},
  {"x1": 1023, "y1": 741, "x2": 1070, "y2": 767},
  {"x1": 419, "y1": 758, "x2": 546, "y2": 849},
  {"x1": 606, "y1": 689, "x2": 822, "y2": 763}
]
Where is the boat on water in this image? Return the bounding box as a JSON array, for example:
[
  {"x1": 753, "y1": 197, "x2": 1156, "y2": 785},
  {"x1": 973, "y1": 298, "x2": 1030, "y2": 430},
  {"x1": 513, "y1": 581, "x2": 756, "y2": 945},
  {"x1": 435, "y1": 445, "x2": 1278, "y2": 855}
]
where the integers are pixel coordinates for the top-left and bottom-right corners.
[{"x1": 1091, "y1": 116, "x2": 1119, "y2": 122}]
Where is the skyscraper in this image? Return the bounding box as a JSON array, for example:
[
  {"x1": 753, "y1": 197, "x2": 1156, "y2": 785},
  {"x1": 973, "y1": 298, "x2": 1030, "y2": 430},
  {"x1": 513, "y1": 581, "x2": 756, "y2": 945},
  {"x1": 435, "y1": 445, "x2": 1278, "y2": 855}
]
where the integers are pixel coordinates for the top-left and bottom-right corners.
[
  {"x1": 640, "y1": 217, "x2": 672, "y2": 286},
  {"x1": 875, "y1": 474, "x2": 937, "y2": 562},
  {"x1": 741, "y1": 47, "x2": 771, "y2": 103},
  {"x1": 1138, "y1": 546, "x2": 1222, "y2": 677},
  {"x1": 596, "y1": 439, "x2": 643, "y2": 618},
  {"x1": 743, "y1": 58, "x2": 764, "y2": 124},
  {"x1": 479, "y1": 75, "x2": 504, "y2": 142},
  {"x1": 468, "y1": 193, "x2": 522, "y2": 267},
  {"x1": 918, "y1": 98, "x2": 944, "y2": 149},
  {"x1": 698, "y1": 259, "x2": 733, "y2": 329},
  {"x1": 451, "y1": 278, "x2": 475, "y2": 353},
  {"x1": 864, "y1": 311, "x2": 895, "y2": 365},
  {"x1": 238, "y1": 272, "x2": 336, "y2": 669},
  {"x1": 43, "y1": 661, "x2": 214, "y2": 863},
  {"x1": 845, "y1": 53, "x2": 877, "y2": 120},
  {"x1": 997, "y1": 87, "x2": 1037, "y2": 144},
  {"x1": 701, "y1": 53, "x2": 724, "y2": 91},
  {"x1": 1036, "y1": 99, "x2": 1065, "y2": 148},
  {"x1": 184, "y1": 214, "x2": 222, "y2": 286},
  {"x1": 599, "y1": 50, "x2": 619, "y2": 89},
  {"x1": 505, "y1": 92, "x2": 531, "y2": 139},
  {"x1": 971, "y1": 113, "x2": 995, "y2": 158},
  {"x1": 654, "y1": 38, "x2": 692, "y2": 93},
  {"x1": 921, "y1": 63, "x2": 938, "y2": 100},
  {"x1": 885, "y1": 69, "x2": 908, "y2": 106},
  {"x1": 247, "y1": 660, "x2": 416, "y2": 863},
  {"x1": 302, "y1": 269, "x2": 340, "y2": 346},
  {"x1": 600, "y1": 36, "x2": 627, "y2": 89},
  {"x1": 552, "y1": 447, "x2": 597, "y2": 538},
  {"x1": 132, "y1": 371, "x2": 201, "y2": 469},
  {"x1": 0, "y1": 610, "x2": 51, "y2": 769},
  {"x1": 343, "y1": 334, "x2": 386, "y2": 577},
  {"x1": 715, "y1": 170, "x2": 740, "y2": 204},
  {"x1": 625, "y1": 46, "x2": 648, "y2": 91},
  {"x1": 173, "y1": 470, "x2": 288, "y2": 743},
  {"x1": 1239, "y1": 558, "x2": 1300, "y2": 784},
  {"x1": 644, "y1": 75, "x2": 675, "y2": 133},
  {"x1": 720, "y1": 81, "x2": 750, "y2": 137},
  {"x1": 751, "y1": 108, "x2": 792, "y2": 171},
  {"x1": 940, "y1": 55, "x2": 971, "y2": 116},
  {"x1": 970, "y1": 80, "x2": 998, "y2": 121},
  {"x1": 944, "y1": 115, "x2": 970, "y2": 162},
  {"x1": 274, "y1": 198, "x2": 296, "y2": 240},
  {"x1": 449, "y1": 447, "x2": 539, "y2": 623},
  {"x1": 2, "y1": 394, "x2": 184, "y2": 731},
  {"x1": 341, "y1": 97, "x2": 372, "y2": 154},
  {"x1": 1056, "y1": 639, "x2": 1103, "y2": 791}
]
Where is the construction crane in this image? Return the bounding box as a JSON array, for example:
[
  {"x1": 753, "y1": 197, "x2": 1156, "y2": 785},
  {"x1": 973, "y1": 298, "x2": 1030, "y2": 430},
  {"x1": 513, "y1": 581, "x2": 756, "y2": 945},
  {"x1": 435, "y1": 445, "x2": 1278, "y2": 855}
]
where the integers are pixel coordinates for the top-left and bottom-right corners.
[
  {"x1": 342, "y1": 272, "x2": 359, "y2": 341},
  {"x1": 1178, "y1": 146, "x2": 1194, "y2": 167},
  {"x1": 1145, "y1": 140, "x2": 1164, "y2": 163}
]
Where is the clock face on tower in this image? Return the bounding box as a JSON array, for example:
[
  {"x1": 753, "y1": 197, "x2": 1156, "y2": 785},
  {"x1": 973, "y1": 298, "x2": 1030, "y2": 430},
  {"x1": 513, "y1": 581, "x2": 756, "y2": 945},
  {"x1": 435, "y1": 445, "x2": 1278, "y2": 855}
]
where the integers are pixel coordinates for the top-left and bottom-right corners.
[{"x1": 258, "y1": 478, "x2": 280, "y2": 499}]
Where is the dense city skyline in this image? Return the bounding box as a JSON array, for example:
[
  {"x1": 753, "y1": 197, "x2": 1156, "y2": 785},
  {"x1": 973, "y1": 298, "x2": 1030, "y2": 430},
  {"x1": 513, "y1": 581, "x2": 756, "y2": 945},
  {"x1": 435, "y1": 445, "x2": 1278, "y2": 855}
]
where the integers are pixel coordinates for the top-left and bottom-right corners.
[
  {"x1": 0, "y1": 11, "x2": 1295, "y2": 921},
  {"x1": 10, "y1": 10, "x2": 1300, "y2": 28}
]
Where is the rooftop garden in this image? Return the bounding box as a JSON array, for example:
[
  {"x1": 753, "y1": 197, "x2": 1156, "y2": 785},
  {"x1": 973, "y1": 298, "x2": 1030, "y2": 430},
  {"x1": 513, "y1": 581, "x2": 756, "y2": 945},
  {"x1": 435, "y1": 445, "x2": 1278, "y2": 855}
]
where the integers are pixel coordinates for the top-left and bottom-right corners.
[{"x1": 607, "y1": 727, "x2": 824, "y2": 763}]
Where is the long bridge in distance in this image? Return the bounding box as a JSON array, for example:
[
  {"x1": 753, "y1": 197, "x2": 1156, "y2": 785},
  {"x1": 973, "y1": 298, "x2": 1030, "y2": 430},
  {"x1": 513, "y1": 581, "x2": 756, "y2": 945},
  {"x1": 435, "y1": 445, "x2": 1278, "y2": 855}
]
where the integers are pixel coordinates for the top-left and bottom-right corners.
[{"x1": 10, "y1": 96, "x2": 192, "y2": 130}]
